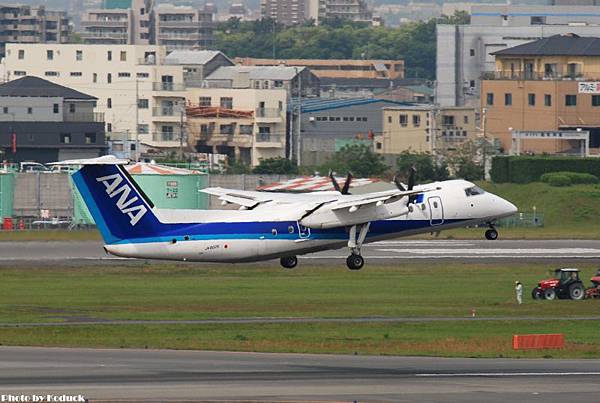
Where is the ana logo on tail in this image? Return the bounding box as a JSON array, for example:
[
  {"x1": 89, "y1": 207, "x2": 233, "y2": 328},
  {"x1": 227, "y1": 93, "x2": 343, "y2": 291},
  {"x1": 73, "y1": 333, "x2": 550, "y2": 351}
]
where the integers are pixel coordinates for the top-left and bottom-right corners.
[{"x1": 96, "y1": 173, "x2": 148, "y2": 226}]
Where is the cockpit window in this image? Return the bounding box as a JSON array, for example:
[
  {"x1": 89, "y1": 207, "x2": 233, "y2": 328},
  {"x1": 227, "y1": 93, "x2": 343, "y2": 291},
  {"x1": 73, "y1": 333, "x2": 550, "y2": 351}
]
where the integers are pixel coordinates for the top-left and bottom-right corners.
[{"x1": 464, "y1": 186, "x2": 485, "y2": 197}]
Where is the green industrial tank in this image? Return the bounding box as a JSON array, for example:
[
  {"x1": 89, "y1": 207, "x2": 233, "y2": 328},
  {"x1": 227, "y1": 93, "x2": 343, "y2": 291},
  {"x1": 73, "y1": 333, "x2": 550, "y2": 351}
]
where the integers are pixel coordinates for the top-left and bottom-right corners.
[
  {"x1": 71, "y1": 163, "x2": 209, "y2": 226},
  {"x1": 0, "y1": 172, "x2": 14, "y2": 219}
]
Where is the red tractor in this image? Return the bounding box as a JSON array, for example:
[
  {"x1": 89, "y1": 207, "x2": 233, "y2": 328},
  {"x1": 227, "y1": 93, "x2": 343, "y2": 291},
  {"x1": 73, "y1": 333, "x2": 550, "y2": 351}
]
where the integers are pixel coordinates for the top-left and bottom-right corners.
[
  {"x1": 531, "y1": 268, "x2": 586, "y2": 300},
  {"x1": 585, "y1": 270, "x2": 600, "y2": 299}
]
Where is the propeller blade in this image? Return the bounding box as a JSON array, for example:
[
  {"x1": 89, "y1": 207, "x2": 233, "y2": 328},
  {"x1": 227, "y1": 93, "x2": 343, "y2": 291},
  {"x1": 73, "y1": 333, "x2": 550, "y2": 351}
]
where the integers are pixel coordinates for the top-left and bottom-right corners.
[
  {"x1": 341, "y1": 172, "x2": 353, "y2": 195},
  {"x1": 329, "y1": 170, "x2": 342, "y2": 193},
  {"x1": 393, "y1": 175, "x2": 406, "y2": 191},
  {"x1": 407, "y1": 166, "x2": 417, "y2": 191}
]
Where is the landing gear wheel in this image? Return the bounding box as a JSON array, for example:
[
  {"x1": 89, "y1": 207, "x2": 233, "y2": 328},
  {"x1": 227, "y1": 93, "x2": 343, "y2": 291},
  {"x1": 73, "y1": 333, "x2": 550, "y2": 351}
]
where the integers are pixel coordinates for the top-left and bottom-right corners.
[
  {"x1": 543, "y1": 288, "x2": 556, "y2": 300},
  {"x1": 346, "y1": 254, "x2": 364, "y2": 271},
  {"x1": 569, "y1": 283, "x2": 585, "y2": 300},
  {"x1": 280, "y1": 256, "x2": 298, "y2": 269},
  {"x1": 485, "y1": 228, "x2": 498, "y2": 240}
]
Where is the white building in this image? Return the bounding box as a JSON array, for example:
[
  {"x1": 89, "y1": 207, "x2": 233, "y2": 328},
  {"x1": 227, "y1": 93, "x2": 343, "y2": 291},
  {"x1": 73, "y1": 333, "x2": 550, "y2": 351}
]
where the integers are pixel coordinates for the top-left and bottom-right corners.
[{"x1": 3, "y1": 43, "x2": 187, "y2": 150}]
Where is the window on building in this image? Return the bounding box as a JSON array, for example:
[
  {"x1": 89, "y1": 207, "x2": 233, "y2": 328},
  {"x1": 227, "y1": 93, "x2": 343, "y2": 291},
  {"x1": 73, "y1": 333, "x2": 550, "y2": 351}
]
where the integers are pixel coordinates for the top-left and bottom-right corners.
[
  {"x1": 137, "y1": 99, "x2": 149, "y2": 109},
  {"x1": 528, "y1": 93, "x2": 536, "y2": 106},
  {"x1": 53, "y1": 103, "x2": 59, "y2": 114},
  {"x1": 399, "y1": 114, "x2": 408, "y2": 126},
  {"x1": 107, "y1": 73, "x2": 112, "y2": 83},
  {"x1": 239, "y1": 125, "x2": 253, "y2": 135},
  {"x1": 469, "y1": 80, "x2": 475, "y2": 88},
  {"x1": 464, "y1": 115, "x2": 469, "y2": 124},
  {"x1": 505, "y1": 93, "x2": 512, "y2": 106},
  {"x1": 545, "y1": 94, "x2": 552, "y2": 107},
  {"x1": 486, "y1": 92, "x2": 494, "y2": 105},
  {"x1": 14, "y1": 71, "x2": 25, "y2": 76},
  {"x1": 107, "y1": 98, "x2": 112, "y2": 109},
  {"x1": 387, "y1": 116, "x2": 392, "y2": 123},
  {"x1": 130, "y1": 143, "x2": 136, "y2": 151},
  {"x1": 413, "y1": 114, "x2": 420, "y2": 127},
  {"x1": 93, "y1": 73, "x2": 97, "y2": 83},
  {"x1": 258, "y1": 126, "x2": 271, "y2": 134},
  {"x1": 118, "y1": 72, "x2": 131, "y2": 78},
  {"x1": 592, "y1": 95, "x2": 600, "y2": 107},
  {"x1": 220, "y1": 124, "x2": 234, "y2": 135},
  {"x1": 137, "y1": 124, "x2": 149, "y2": 134},
  {"x1": 220, "y1": 97, "x2": 233, "y2": 109},
  {"x1": 273, "y1": 80, "x2": 283, "y2": 88},
  {"x1": 3, "y1": 107, "x2": 8, "y2": 114},
  {"x1": 376, "y1": 142, "x2": 382, "y2": 150},
  {"x1": 544, "y1": 63, "x2": 557, "y2": 78},
  {"x1": 107, "y1": 123, "x2": 112, "y2": 132},
  {"x1": 60, "y1": 133, "x2": 71, "y2": 144},
  {"x1": 69, "y1": 103, "x2": 75, "y2": 113},
  {"x1": 531, "y1": 16, "x2": 546, "y2": 25},
  {"x1": 27, "y1": 107, "x2": 32, "y2": 114},
  {"x1": 85, "y1": 133, "x2": 96, "y2": 144},
  {"x1": 107, "y1": 51, "x2": 112, "y2": 61},
  {"x1": 120, "y1": 51, "x2": 126, "y2": 61},
  {"x1": 46, "y1": 50, "x2": 53, "y2": 60},
  {"x1": 199, "y1": 97, "x2": 211, "y2": 106},
  {"x1": 45, "y1": 71, "x2": 59, "y2": 77},
  {"x1": 76, "y1": 50, "x2": 82, "y2": 61},
  {"x1": 161, "y1": 126, "x2": 174, "y2": 140},
  {"x1": 70, "y1": 72, "x2": 82, "y2": 77},
  {"x1": 565, "y1": 95, "x2": 577, "y2": 106},
  {"x1": 18, "y1": 49, "x2": 24, "y2": 59},
  {"x1": 442, "y1": 115, "x2": 455, "y2": 126},
  {"x1": 469, "y1": 48, "x2": 475, "y2": 56},
  {"x1": 136, "y1": 72, "x2": 149, "y2": 78}
]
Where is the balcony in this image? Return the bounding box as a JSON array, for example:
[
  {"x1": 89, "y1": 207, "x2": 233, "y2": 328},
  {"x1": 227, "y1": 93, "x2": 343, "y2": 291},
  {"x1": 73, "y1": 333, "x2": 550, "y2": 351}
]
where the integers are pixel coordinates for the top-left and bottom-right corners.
[
  {"x1": 63, "y1": 111, "x2": 104, "y2": 123},
  {"x1": 80, "y1": 31, "x2": 128, "y2": 40},
  {"x1": 255, "y1": 133, "x2": 283, "y2": 147},
  {"x1": 152, "y1": 82, "x2": 186, "y2": 92},
  {"x1": 152, "y1": 106, "x2": 183, "y2": 117},
  {"x1": 255, "y1": 107, "x2": 283, "y2": 122},
  {"x1": 152, "y1": 131, "x2": 182, "y2": 142},
  {"x1": 80, "y1": 20, "x2": 128, "y2": 28},
  {"x1": 482, "y1": 70, "x2": 593, "y2": 81}
]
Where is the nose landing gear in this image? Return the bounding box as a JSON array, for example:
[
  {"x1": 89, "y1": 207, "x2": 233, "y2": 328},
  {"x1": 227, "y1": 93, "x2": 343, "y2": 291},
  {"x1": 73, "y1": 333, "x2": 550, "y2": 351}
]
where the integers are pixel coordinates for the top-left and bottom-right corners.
[{"x1": 485, "y1": 226, "x2": 498, "y2": 240}]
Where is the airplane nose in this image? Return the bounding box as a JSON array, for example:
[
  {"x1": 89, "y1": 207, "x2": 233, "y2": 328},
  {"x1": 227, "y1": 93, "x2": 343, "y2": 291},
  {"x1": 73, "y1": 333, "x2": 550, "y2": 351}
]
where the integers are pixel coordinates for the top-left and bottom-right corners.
[{"x1": 501, "y1": 198, "x2": 518, "y2": 216}]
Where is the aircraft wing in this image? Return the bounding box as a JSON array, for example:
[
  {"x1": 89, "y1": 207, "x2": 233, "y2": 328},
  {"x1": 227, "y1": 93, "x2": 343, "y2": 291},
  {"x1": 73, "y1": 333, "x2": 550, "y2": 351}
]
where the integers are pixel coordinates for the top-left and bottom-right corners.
[
  {"x1": 328, "y1": 187, "x2": 436, "y2": 211},
  {"x1": 201, "y1": 187, "x2": 275, "y2": 208},
  {"x1": 201, "y1": 187, "x2": 341, "y2": 210}
]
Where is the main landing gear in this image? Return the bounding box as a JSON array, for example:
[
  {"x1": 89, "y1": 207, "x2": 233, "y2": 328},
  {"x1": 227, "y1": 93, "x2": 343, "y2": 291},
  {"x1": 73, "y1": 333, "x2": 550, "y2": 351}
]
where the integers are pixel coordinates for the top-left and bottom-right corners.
[
  {"x1": 280, "y1": 256, "x2": 298, "y2": 269},
  {"x1": 346, "y1": 223, "x2": 370, "y2": 270},
  {"x1": 485, "y1": 224, "x2": 498, "y2": 240}
]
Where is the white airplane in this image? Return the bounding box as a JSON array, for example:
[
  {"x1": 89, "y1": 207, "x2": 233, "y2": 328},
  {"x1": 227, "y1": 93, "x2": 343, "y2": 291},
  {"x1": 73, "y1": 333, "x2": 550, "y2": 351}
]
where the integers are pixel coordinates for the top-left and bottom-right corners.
[{"x1": 59, "y1": 156, "x2": 517, "y2": 270}]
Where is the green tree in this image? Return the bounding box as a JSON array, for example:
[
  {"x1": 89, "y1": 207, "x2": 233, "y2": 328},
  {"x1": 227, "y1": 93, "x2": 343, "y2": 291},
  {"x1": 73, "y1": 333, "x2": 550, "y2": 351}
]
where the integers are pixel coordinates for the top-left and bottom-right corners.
[
  {"x1": 226, "y1": 159, "x2": 251, "y2": 174},
  {"x1": 322, "y1": 144, "x2": 389, "y2": 177},
  {"x1": 253, "y1": 157, "x2": 299, "y2": 174},
  {"x1": 396, "y1": 151, "x2": 448, "y2": 183}
]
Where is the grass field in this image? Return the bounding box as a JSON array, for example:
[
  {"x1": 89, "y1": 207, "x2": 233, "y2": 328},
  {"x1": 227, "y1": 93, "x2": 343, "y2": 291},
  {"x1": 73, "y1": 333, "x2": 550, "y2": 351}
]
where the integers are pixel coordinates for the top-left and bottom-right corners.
[{"x1": 1, "y1": 263, "x2": 599, "y2": 358}]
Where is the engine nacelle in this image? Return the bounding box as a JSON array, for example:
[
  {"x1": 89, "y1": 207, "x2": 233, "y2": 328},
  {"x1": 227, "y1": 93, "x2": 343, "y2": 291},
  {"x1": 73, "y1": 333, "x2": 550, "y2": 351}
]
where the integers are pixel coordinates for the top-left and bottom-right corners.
[{"x1": 300, "y1": 203, "x2": 409, "y2": 229}]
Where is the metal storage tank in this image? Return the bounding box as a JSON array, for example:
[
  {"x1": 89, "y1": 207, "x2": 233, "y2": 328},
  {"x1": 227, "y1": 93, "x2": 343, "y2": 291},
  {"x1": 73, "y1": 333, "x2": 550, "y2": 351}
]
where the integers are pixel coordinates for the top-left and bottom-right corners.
[
  {"x1": 71, "y1": 163, "x2": 209, "y2": 226},
  {"x1": 0, "y1": 172, "x2": 14, "y2": 218}
]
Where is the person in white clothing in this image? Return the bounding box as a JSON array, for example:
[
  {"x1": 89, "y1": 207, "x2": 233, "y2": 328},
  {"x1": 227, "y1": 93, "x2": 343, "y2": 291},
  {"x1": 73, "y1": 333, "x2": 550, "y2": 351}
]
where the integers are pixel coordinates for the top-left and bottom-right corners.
[{"x1": 515, "y1": 281, "x2": 523, "y2": 305}]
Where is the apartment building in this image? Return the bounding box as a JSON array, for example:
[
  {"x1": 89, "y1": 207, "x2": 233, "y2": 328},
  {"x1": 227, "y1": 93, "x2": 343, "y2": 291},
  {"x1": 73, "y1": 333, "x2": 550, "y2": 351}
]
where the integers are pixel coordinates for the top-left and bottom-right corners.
[
  {"x1": 185, "y1": 87, "x2": 288, "y2": 166},
  {"x1": 81, "y1": 0, "x2": 151, "y2": 45},
  {"x1": 80, "y1": 1, "x2": 215, "y2": 50},
  {"x1": 375, "y1": 106, "x2": 477, "y2": 155},
  {"x1": 235, "y1": 58, "x2": 404, "y2": 80},
  {"x1": 437, "y1": 4, "x2": 600, "y2": 107},
  {"x1": 0, "y1": 76, "x2": 106, "y2": 163},
  {"x1": 154, "y1": 4, "x2": 215, "y2": 51},
  {"x1": 317, "y1": 0, "x2": 372, "y2": 24},
  {"x1": 0, "y1": 5, "x2": 71, "y2": 58},
  {"x1": 164, "y1": 50, "x2": 234, "y2": 86},
  {"x1": 260, "y1": 0, "x2": 307, "y2": 25},
  {"x1": 3, "y1": 44, "x2": 187, "y2": 150},
  {"x1": 481, "y1": 34, "x2": 600, "y2": 155}
]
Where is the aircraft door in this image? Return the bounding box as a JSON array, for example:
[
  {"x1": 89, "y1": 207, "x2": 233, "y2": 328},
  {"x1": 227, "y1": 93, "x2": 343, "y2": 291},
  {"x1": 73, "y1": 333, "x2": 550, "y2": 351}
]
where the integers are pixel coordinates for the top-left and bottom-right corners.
[
  {"x1": 428, "y1": 196, "x2": 444, "y2": 226},
  {"x1": 297, "y1": 222, "x2": 311, "y2": 239}
]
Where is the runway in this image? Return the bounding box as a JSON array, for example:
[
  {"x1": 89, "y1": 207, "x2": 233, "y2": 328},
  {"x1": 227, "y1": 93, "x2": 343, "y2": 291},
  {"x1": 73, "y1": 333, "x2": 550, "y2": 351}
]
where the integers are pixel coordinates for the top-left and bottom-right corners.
[
  {"x1": 1, "y1": 239, "x2": 599, "y2": 265},
  {"x1": 1, "y1": 347, "x2": 599, "y2": 402}
]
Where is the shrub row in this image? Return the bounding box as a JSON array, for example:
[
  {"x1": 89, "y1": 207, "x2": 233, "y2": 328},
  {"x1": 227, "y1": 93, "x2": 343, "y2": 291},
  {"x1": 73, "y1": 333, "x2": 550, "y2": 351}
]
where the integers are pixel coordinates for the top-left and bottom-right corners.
[
  {"x1": 540, "y1": 171, "x2": 599, "y2": 186},
  {"x1": 491, "y1": 156, "x2": 600, "y2": 183}
]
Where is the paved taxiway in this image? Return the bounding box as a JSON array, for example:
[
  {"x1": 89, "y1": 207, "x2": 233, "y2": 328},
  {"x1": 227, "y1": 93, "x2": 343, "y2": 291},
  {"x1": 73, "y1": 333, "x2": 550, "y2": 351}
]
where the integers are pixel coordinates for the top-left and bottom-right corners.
[
  {"x1": 1, "y1": 346, "x2": 599, "y2": 402},
  {"x1": 1, "y1": 239, "x2": 600, "y2": 265}
]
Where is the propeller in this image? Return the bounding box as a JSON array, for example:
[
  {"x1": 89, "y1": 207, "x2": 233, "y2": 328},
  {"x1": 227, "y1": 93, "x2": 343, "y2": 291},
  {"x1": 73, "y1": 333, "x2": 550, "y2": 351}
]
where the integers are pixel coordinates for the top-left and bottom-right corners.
[
  {"x1": 393, "y1": 166, "x2": 418, "y2": 204},
  {"x1": 329, "y1": 171, "x2": 353, "y2": 195}
]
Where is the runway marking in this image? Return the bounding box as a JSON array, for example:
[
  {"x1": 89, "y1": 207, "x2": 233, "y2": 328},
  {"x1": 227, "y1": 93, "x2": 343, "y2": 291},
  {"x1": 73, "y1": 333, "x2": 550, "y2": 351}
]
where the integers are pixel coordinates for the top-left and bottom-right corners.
[
  {"x1": 301, "y1": 255, "x2": 600, "y2": 259},
  {"x1": 376, "y1": 248, "x2": 600, "y2": 255},
  {"x1": 416, "y1": 372, "x2": 600, "y2": 377}
]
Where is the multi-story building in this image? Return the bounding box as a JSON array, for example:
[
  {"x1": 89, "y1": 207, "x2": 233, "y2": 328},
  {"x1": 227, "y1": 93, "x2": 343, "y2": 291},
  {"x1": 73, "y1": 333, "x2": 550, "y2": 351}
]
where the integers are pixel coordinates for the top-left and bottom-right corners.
[
  {"x1": 376, "y1": 106, "x2": 477, "y2": 155},
  {"x1": 317, "y1": 0, "x2": 372, "y2": 24},
  {"x1": 185, "y1": 87, "x2": 288, "y2": 166},
  {"x1": 164, "y1": 50, "x2": 235, "y2": 86},
  {"x1": 3, "y1": 44, "x2": 188, "y2": 151},
  {"x1": 0, "y1": 76, "x2": 106, "y2": 163},
  {"x1": 0, "y1": 5, "x2": 71, "y2": 58},
  {"x1": 80, "y1": 1, "x2": 215, "y2": 50},
  {"x1": 300, "y1": 98, "x2": 412, "y2": 165},
  {"x1": 481, "y1": 34, "x2": 600, "y2": 155},
  {"x1": 80, "y1": 0, "x2": 151, "y2": 45},
  {"x1": 235, "y1": 58, "x2": 404, "y2": 80},
  {"x1": 153, "y1": 4, "x2": 215, "y2": 51},
  {"x1": 261, "y1": 0, "x2": 307, "y2": 25},
  {"x1": 437, "y1": 4, "x2": 600, "y2": 107}
]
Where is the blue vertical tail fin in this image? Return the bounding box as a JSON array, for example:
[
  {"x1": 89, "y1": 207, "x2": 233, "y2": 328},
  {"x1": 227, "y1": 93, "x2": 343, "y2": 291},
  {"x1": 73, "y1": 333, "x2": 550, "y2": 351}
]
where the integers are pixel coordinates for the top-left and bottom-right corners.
[{"x1": 68, "y1": 158, "x2": 163, "y2": 244}]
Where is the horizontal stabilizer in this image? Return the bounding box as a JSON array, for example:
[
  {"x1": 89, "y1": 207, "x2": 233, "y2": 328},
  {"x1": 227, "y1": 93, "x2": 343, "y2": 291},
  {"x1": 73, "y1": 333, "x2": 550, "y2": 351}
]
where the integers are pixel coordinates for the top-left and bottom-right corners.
[{"x1": 49, "y1": 155, "x2": 130, "y2": 166}]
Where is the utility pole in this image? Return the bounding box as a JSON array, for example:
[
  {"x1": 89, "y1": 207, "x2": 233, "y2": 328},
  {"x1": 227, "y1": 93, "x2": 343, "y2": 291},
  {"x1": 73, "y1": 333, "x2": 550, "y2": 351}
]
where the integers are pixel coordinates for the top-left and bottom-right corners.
[
  {"x1": 179, "y1": 106, "x2": 185, "y2": 161},
  {"x1": 296, "y1": 68, "x2": 302, "y2": 167},
  {"x1": 134, "y1": 79, "x2": 139, "y2": 161}
]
